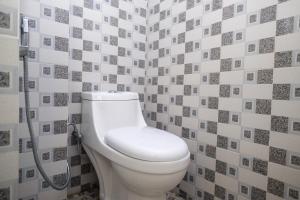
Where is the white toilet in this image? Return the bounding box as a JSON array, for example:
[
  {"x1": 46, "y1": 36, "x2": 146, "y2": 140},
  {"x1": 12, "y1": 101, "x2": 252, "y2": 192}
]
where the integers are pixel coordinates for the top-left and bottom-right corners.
[{"x1": 81, "y1": 92, "x2": 190, "y2": 200}]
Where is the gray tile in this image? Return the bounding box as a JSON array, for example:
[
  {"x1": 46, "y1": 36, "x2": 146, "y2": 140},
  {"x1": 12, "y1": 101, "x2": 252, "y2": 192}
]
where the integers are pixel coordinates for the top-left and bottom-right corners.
[
  {"x1": 118, "y1": 28, "x2": 126, "y2": 38},
  {"x1": 54, "y1": 65, "x2": 68, "y2": 79},
  {"x1": 82, "y1": 82, "x2": 92, "y2": 91},
  {"x1": 83, "y1": 40, "x2": 93, "y2": 51},
  {"x1": 178, "y1": 32, "x2": 185, "y2": 44},
  {"x1": 72, "y1": 27, "x2": 82, "y2": 39},
  {"x1": 72, "y1": 5, "x2": 83, "y2": 17},
  {"x1": 110, "y1": 36, "x2": 118, "y2": 46},
  {"x1": 211, "y1": 22, "x2": 222, "y2": 36},
  {"x1": 207, "y1": 121, "x2": 217, "y2": 134},
  {"x1": 72, "y1": 49, "x2": 82, "y2": 60},
  {"x1": 208, "y1": 97, "x2": 218, "y2": 109},
  {"x1": 159, "y1": 29, "x2": 165, "y2": 39},
  {"x1": 111, "y1": 0, "x2": 119, "y2": 8},
  {"x1": 83, "y1": 19, "x2": 93, "y2": 30},
  {"x1": 205, "y1": 145, "x2": 216, "y2": 158},
  {"x1": 110, "y1": 16, "x2": 118, "y2": 27},
  {"x1": 288, "y1": 188, "x2": 299, "y2": 199},
  {"x1": 83, "y1": 61, "x2": 92, "y2": 72},
  {"x1": 273, "y1": 84, "x2": 290, "y2": 100},
  {"x1": 255, "y1": 99, "x2": 271, "y2": 115},
  {"x1": 276, "y1": 16, "x2": 294, "y2": 36},
  {"x1": 218, "y1": 110, "x2": 229, "y2": 123},
  {"x1": 54, "y1": 120, "x2": 67, "y2": 134},
  {"x1": 185, "y1": 41, "x2": 193, "y2": 53},
  {"x1": 71, "y1": 92, "x2": 81, "y2": 103},
  {"x1": 109, "y1": 55, "x2": 118, "y2": 65},
  {"x1": 269, "y1": 146, "x2": 287, "y2": 165},
  {"x1": 204, "y1": 168, "x2": 215, "y2": 182},
  {"x1": 84, "y1": 0, "x2": 93, "y2": 9},
  {"x1": 251, "y1": 187, "x2": 266, "y2": 200},
  {"x1": 215, "y1": 185, "x2": 226, "y2": 200},
  {"x1": 275, "y1": 51, "x2": 292, "y2": 68},
  {"x1": 55, "y1": 8, "x2": 69, "y2": 24},
  {"x1": 257, "y1": 69, "x2": 273, "y2": 84},
  {"x1": 53, "y1": 147, "x2": 67, "y2": 161},
  {"x1": 0, "y1": 71, "x2": 10, "y2": 88},
  {"x1": 291, "y1": 155, "x2": 300, "y2": 166},
  {"x1": 267, "y1": 178, "x2": 284, "y2": 197},
  {"x1": 204, "y1": 192, "x2": 214, "y2": 200},
  {"x1": 175, "y1": 95, "x2": 183, "y2": 105},
  {"x1": 178, "y1": 12, "x2": 186, "y2": 23},
  {"x1": 222, "y1": 32, "x2": 233, "y2": 46},
  {"x1": 186, "y1": 19, "x2": 194, "y2": 31},
  {"x1": 118, "y1": 47, "x2": 126, "y2": 57},
  {"x1": 212, "y1": 0, "x2": 222, "y2": 11},
  {"x1": 54, "y1": 93, "x2": 68, "y2": 106},
  {"x1": 216, "y1": 160, "x2": 227, "y2": 175},
  {"x1": 0, "y1": 130, "x2": 10, "y2": 146},
  {"x1": 217, "y1": 135, "x2": 228, "y2": 149},
  {"x1": 210, "y1": 47, "x2": 220, "y2": 60},
  {"x1": 223, "y1": 5, "x2": 234, "y2": 20},
  {"x1": 70, "y1": 154, "x2": 81, "y2": 165},
  {"x1": 186, "y1": 0, "x2": 195, "y2": 9},
  {"x1": 159, "y1": 48, "x2": 165, "y2": 57},
  {"x1": 220, "y1": 58, "x2": 232, "y2": 72},
  {"x1": 259, "y1": 37, "x2": 275, "y2": 54},
  {"x1": 177, "y1": 54, "x2": 185, "y2": 64},
  {"x1": 184, "y1": 85, "x2": 192, "y2": 95},
  {"x1": 72, "y1": 71, "x2": 82, "y2": 82},
  {"x1": 252, "y1": 158, "x2": 268, "y2": 175},
  {"x1": 54, "y1": 36, "x2": 68, "y2": 52},
  {"x1": 271, "y1": 115, "x2": 289, "y2": 133},
  {"x1": 183, "y1": 106, "x2": 190, "y2": 117},
  {"x1": 0, "y1": 11, "x2": 10, "y2": 29},
  {"x1": 219, "y1": 85, "x2": 230, "y2": 97},
  {"x1": 260, "y1": 5, "x2": 277, "y2": 24},
  {"x1": 254, "y1": 129, "x2": 270, "y2": 145}
]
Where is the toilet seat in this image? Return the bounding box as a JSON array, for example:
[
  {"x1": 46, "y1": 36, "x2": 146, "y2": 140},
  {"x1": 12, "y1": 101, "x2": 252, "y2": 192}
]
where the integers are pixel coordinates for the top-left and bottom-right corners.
[{"x1": 104, "y1": 126, "x2": 189, "y2": 162}]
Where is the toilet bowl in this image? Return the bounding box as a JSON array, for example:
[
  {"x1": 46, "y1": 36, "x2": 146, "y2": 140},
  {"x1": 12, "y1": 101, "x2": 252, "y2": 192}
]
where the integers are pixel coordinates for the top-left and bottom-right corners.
[{"x1": 81, "y1": 92, "x2": 190, "y2": 200}]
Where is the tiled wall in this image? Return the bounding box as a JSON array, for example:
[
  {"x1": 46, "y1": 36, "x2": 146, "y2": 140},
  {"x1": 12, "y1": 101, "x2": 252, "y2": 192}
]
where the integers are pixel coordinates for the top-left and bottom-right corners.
[
  {"x1": 0, "y1": 0, "x2": 20, "y2": 199},
  {"x1": 145, "y1": 0, "x2": 300, "y2": 199},
  {"x1": 16, "y1": 0, "x2": 146, "y2": 199}
]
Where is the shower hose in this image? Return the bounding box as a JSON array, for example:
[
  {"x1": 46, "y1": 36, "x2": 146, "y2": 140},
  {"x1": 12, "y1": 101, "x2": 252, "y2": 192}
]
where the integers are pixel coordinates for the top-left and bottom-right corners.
[{"x1": 22, "y1": 55, "x2": 71, "y2": 190}]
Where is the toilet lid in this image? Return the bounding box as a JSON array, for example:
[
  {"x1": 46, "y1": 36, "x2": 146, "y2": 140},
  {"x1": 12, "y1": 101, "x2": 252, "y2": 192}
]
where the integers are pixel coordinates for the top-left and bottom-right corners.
[{"x1": 104, "y1": 127, "x2": 189, "y2": 162}]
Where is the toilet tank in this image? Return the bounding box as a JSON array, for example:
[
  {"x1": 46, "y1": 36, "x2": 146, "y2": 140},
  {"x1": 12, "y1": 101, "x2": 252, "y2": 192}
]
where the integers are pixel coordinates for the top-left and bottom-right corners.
[{"x1": 81, "y1": 92, "x2": 146, "y2": 142}]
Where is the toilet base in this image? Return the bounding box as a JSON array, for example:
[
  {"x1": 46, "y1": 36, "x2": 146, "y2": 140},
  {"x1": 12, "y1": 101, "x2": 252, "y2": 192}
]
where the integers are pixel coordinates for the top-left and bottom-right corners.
[{"x1": 83, "y1": 145, "x2": 184, "y2": 200}]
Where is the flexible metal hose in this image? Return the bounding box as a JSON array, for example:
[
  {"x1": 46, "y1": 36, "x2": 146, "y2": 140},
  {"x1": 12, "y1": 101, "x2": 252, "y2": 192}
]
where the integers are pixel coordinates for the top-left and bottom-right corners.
[{"x1": 22, "y1": 55, "x2": 71, "y2": 190}]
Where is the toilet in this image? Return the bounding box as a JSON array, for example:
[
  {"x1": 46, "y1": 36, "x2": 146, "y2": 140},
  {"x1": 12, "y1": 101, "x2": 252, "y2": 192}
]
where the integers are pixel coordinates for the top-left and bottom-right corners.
[{"x1": 81, "y1": 92, "x2": 190, "y2": 200}]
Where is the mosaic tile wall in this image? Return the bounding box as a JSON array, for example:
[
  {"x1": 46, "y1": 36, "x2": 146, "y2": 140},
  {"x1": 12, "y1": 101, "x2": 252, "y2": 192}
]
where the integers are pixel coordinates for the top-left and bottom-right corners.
[
  {"x1": 16, "y1": 0, "x2": 146, "y2": 199},
  {"x1": 145, "y1": 0, "x2": 300, "y2": 199},
  {"x1": 0, "y1": 0, "x2": 20, "y2": 200}
]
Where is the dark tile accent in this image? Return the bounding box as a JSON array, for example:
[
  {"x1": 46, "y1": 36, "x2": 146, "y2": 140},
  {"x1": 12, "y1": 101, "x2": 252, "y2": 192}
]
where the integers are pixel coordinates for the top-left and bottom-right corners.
[
  {"x1": 0, "y1": 71, "x2": 10, "y2": 88},
  {"x1": 83, "y1": 40, "x2": 93, "y2": 51},
  {"x1": 54, "y1": 36, "x2": 68, "y2": 52},
  {"x1": 71, "y1": 113, "x2": 82, "y2": 124},
  {"x1": 71, "y1": 176, "x2": 81, "y2": 187},
  {"x1": 72, "y1": 27, "x2": 82, "y2": 39},
  {"x1": 211, "y1": 22, "x2": 222, "y2": 36},
  {"x1": 210, "y1": 47, "x2": 221, "y2": 60},
  {"x1": 53, "y1": 147, "x2": 67, "y2": 161},
  {"x1": 218, "y1": 110, "x2": 230, "y2": 123},
  {"x1": 207, "y1": 121, "x2": 217, "y2": 134},
  {"x1": 72, "y1": 49, "x2": 82, "y2": 60},
  {"x1": 276, "y1": 16, "x2": 294, "y2": 36},
  {"x1": 209, "y1": 73, "x2": 220, "y2": 84},
  {"x1": 71, "y1": 155, "x2": 81, "y2": 166},
  {"x1": 257, "y1": 69, "x2": 273, "y2": 84},
  {"x1": 223, "y1": 5, "x2": 234, "y2": 20},
  {"x1": 260, "y1": 5, "x2": 277, "y2": 24},
  {"x1": 215, "y1": 185, "x2": 226, "y2": 200},
  {"x1": 217, "y1": 135, "x2": 228, "y2": 149},
  {"x1": 55, "y1": 8, "x2": 69, "y2": 24},
  {"x1": 251, "y1": 187, "x2": 266, "y2": 200},
  {"x1": 254, "y1": 129, "x2": 270, "y2": 145},
  {"x1": 0, "y1": 130, "x2": 10, "y2": 146},
  {"x1": 204, "y1": 191, "x2": 214, "y2": 200},
  {"x1": 267, "y1": 178, "x2": 285, "y2": 197},
  {"x1": 84, "y1": 0, "x2": 93, "y2": 9},
  {"x1": 259, "y1": 37, "x2": 275, "y2": 54},
  {"x1": 186, "y1": 19, "x2": 194, "y2": 31},
  {"x1": 54, "y1": 120, "x2": 67, "y2": 134},
  {"x1": 54, "y1": 93, "x2": 68, "y2": 106},
  {"x1": 271, "y1": 115, "x2": 289, "y2": 133},
  {"x1": 255, "y1": 99, "x2": 271, "y2": 115},
  {"x1": 72, "y1": 6, "x2": 83, "y2": 17},
  {"x1": 220, "y1": 85, "x2": 230, "y2": 97},
  {"x1": 222, "y1": 32, "x2": 233, "y2": 46},
  {"x1": 83, "y1": 19, "x2": 93, "y2": 30},
  {"x1": 185, "y1": 41, "x2": 193, "y2": 53},
  {"x1": 220, "y1": 58, "x2": 232, "y2": 72},
  {"x1": 275, "y1": 51, "x2": 293, "y2": 68},
  {"x1": 289, "y1": 188, "x2": 299, "y2": 199},
  {"x1": 269, "y1": 146, "x2": 287, "y2": 165},
  {"x1": 291, "y1": 155, "x2": 300, "y2": 166},
  {"x1": 205, "y1": 145, "x2": 216, "y2": 158},
  {"x1": 273, "y1": 84, "x2": 290, "y2": 100},
  {"x1": 212, "y1": 0, "x2": 222, "y2": 11},
  {"x1": 216, "y1": 160, "x2": 227, "y2": 175},
  {"x1": 204, "y1": 168, "x2": 215, "y2": 182},
  {"x1": 208, "y1": 97, "x2": 218, "y2": 109},
  {"x1": 54, "y1": 65, "x2": 68, "y2": 79},
  {"x1": 178, "y1": 32, "x2": 185, "y2": 44},
  {"x1": 252, "y1": 158, "x2": 268, "y2": 175}
]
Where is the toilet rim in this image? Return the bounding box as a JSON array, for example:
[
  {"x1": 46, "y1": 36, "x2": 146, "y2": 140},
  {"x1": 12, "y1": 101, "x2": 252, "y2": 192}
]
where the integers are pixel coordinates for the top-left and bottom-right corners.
[{"x1": 84, "y1": 141, "x2": 191, "y2": 174}]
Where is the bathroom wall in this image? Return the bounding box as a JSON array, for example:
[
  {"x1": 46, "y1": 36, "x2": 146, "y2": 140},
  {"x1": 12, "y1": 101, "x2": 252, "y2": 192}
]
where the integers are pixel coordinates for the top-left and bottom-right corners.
[
  {"x1": 145, "y1": 0, "x2": 300, "y2": 199},
  {"x1": 16, "y1": 0, "x2": 147, "y2": 199},
  {"x1": 0, "y1": 0, "x2": 20, "y2": 199}
]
